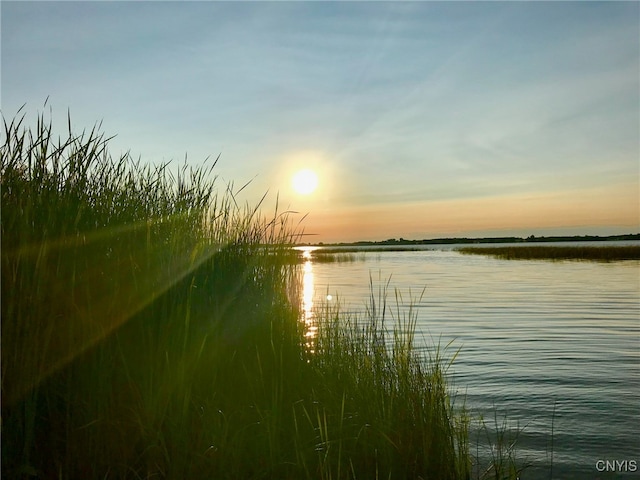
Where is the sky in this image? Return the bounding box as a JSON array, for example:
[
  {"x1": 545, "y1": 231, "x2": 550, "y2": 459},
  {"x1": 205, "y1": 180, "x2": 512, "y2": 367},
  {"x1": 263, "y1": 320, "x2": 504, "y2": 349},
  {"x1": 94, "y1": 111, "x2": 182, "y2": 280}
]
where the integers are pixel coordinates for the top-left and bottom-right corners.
[{"x1": 2, "y1": 1, "x2": 639, "y2": 243}]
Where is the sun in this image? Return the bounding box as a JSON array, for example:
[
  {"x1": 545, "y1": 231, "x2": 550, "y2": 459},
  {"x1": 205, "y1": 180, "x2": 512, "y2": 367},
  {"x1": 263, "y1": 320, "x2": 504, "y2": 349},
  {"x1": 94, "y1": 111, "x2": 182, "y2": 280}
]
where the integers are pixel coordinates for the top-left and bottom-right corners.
[{"x1": 292, "y1": 169, "x2": 319, "y2": 195}]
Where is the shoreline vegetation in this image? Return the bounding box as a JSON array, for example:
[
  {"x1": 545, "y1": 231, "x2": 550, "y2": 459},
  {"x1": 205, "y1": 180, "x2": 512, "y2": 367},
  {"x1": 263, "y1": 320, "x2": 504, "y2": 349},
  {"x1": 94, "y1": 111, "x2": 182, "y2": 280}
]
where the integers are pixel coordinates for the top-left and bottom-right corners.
[
  {"x1": 458, "y1": 245, "x2": 640, "y2": 262},
  {"x1": 292, "y1": 245, "x2": 640, "y2": 263},
  {"x1": 289, "y1": 244, "x2": 640, "y2": 264},
  {"x1": 303, "y1": 233, "x2": 639, "y2": 248},
  {"x1": 2, "y1": 112, "x2": 532, "y2": 479}
]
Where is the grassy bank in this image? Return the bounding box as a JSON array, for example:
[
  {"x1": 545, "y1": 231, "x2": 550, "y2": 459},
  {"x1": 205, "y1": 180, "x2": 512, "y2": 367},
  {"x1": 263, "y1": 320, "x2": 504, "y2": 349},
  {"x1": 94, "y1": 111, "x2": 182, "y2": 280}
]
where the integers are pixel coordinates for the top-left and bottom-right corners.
[
  {"x1": 457, "y1": 245, "x2": 640, "y2": 261},
  {"x1": 1, "y1": 111, "x2": 483, "y2": 479},
  {"x1": 293, "y1": 249, "x2": 371, "y2": 264}
]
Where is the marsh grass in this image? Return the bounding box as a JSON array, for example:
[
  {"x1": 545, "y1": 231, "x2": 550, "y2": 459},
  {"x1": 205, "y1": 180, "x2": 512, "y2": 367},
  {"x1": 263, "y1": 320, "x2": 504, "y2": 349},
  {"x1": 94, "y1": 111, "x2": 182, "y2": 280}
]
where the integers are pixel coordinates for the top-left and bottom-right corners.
[
  {"x1": 285, "y1": 249, "x2": 370, "y2": 264},
  {"x1": 1, "y1": 110, "x2": 482, "y2": 479},
  {"x1": 301, "y1": 280, "x2": 472, "y2": 480},
  {"x1": 458, "y1": 245, "x2": 640, "y2": 261},
  {"x1": 308, "y1": 251, "x2": 370, "y2": 264},
  {"x1": 314, "y1": 246, "x2": 423, "y2": 253},
  {"x1": 471, "y1": 413, "x2": 531, "y2": 480},
  {"x1": 2, "y1": 108, "x2": 300, "y2": 478}
]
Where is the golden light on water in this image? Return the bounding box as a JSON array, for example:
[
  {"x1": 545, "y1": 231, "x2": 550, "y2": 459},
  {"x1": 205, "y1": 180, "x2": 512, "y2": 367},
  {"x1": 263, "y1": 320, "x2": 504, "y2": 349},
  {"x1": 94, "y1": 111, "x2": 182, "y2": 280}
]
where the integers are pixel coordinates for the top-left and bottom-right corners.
[
  {"x1": 302, "y1": 261, "x2": 314, "y2": 322},
  {"x1": 297, "y1": 246, "x2": 336, "y2": 343},
  {"x1": 298, "y1": 247, "x2": 318, "y2": 340}
]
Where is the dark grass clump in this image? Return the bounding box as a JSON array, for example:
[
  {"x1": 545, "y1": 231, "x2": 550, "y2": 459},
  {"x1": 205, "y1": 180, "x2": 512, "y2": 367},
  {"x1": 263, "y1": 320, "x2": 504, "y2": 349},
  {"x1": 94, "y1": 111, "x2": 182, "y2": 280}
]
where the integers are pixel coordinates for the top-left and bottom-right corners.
[
  {"x1": 457, "y1": 245, "x2": 640, "y2": 262},
  {"x1": 311, "y1": 251, "x2": 366, "y2": 263},
  {"x1": 2, "y1": 108, "x2": 482, "y2": 479},
  {"x1": 302, "y1": 282, "x2": 471, "y2": 480},
  {"x1": 284, "y1": 249, "x2": 370, "y2": 264},
  {"x1": 1, "y1": 108, "x2": 300, "y2": 479}
]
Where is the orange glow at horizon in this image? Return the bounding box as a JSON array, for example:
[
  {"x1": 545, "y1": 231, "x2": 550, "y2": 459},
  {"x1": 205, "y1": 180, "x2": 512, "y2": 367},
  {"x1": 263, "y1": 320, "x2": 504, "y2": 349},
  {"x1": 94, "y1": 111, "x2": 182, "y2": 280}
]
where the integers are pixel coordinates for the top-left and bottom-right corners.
[{"x1": 296, "y1": 182, "x2": 639, "y2": 243}]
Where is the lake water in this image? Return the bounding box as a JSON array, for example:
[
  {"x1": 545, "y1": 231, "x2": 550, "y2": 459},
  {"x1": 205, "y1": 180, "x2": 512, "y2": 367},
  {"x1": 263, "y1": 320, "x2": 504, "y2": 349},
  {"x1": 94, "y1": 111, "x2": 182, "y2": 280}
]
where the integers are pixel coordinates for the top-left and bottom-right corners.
[{"x1": 297, "y1": 242, "x2": 640, "y2": 479}]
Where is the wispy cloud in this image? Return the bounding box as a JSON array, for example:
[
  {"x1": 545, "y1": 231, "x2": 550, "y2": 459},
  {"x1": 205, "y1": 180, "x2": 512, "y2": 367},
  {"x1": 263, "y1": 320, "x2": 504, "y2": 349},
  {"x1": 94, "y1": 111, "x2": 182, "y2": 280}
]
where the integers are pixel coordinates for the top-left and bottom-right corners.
[{"x1": 2, "y1": 1, "x2": 637, "y2": 241}]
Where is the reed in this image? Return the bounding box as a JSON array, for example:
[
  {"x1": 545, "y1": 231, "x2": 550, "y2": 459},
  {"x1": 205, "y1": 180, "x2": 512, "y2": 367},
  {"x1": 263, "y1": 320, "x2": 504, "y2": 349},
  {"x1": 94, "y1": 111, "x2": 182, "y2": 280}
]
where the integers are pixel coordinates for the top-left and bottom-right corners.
[
  {"x1": 458, "y1": 245, "x2": 640, "y2": 261},
  {"x1": 471, "y1": 413, "x2": 530, "y2": 480},
  {"x1": 313, "y1": 246, "x2": 422, "y2": 253},
  {"x1": 297, "y1": 281, "x2": 471, "y2": 480},
  {"x1": 1, "y1": 109, "x2": 299, "y2": 478},
  {"x1": 309, "y1": 251, "x2": 370, "y2": 264},
  {"x1": 2, "y1": 109, "x2": 517, "y2": 479},
  {"x1": 284, "y1": 249, "x2": 370, "y2": 264}
]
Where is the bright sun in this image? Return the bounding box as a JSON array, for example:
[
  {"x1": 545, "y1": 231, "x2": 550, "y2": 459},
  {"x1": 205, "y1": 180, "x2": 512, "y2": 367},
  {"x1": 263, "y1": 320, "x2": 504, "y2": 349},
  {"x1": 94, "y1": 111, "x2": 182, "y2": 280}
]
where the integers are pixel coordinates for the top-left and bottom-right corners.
[{"x1": 292, "y1": 169, "x2": 319, "y2": 195}]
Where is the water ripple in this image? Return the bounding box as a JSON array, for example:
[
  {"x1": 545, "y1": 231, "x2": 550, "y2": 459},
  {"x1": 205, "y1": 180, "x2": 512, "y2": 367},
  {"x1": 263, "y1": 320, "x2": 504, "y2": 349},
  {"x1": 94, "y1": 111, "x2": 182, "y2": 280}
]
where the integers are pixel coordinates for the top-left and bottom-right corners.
[{"x1": 308, "y1": 246, "x2": 640, "y2": 477}]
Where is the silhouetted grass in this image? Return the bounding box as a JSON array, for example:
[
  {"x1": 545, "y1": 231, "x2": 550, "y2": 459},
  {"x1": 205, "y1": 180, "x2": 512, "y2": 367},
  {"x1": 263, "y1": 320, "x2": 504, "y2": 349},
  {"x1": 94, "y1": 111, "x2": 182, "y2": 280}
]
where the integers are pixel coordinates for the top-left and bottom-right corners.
[
  {"x1": 1, "y1": 109, "x2": 487, "y2": 479},
  {"x1": 458, "y1": 245, "x2": 640, "y2": 261},
  {"x1": 312, "y1": 251, "x2": 367, "y2": 263},
  {"x1": 314, "y1": 246, "x2": 423, "y2": 253},
  {"x1": 1, "y1": 108, "x2": 300, "y2": 479},
  {"x1": 302, "y1": 281, "x2": 471, "y2": 480},
  {"x1": 285, "y1": 249, "x2": 370, "y2": 264}
]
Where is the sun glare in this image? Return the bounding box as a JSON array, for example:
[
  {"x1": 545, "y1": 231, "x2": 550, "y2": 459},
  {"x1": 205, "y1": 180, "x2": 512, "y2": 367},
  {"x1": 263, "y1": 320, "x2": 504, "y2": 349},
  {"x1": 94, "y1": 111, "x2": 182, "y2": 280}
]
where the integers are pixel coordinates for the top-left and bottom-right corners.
[{"x1": 292, "y1": 169, "x2": 319, "y2": 195}]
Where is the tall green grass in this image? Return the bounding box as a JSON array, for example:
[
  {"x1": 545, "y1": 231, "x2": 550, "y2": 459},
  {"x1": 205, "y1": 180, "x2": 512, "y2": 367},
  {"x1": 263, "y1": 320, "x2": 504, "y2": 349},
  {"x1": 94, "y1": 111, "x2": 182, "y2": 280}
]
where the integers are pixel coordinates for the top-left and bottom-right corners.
[
  {"x1": 298, "y1": 279, "x2": 471, "y2": 480},
  {"x1": 2, "y1": 109, "x2": 511, "y2": 479},
  {"x1": 1, "y1": 109, "x2": 299, "y2": 478}
]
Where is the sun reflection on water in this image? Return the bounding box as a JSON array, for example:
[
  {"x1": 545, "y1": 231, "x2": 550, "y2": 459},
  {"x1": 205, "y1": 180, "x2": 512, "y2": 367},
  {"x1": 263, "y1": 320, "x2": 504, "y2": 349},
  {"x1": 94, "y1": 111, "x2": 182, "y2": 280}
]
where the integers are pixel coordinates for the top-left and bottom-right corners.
[
  {"x1": 296, "y1": 246, "x2": 337, "y2": 343},
  {"x1": 298, "y1": 247, "x2": 318, "y2": 341}
]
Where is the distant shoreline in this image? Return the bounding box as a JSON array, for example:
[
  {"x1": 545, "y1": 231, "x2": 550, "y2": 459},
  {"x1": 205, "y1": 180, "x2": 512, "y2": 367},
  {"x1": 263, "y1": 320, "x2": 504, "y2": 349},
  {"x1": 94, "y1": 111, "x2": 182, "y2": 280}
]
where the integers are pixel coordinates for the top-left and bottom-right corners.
[
  {"x1": 307, "y1": 233, "x2": 640, "y2": 247},
  {"x1": 459, "y1": 245, "x2": 640, "y2": 261}
]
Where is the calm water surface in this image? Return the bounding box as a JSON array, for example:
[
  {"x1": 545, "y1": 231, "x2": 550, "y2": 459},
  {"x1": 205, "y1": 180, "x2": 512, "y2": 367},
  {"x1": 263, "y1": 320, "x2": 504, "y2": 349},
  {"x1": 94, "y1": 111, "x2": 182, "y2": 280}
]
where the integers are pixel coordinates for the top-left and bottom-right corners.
[{"x1": 298, "y1": 243, "x2": 640, "y2": 479}]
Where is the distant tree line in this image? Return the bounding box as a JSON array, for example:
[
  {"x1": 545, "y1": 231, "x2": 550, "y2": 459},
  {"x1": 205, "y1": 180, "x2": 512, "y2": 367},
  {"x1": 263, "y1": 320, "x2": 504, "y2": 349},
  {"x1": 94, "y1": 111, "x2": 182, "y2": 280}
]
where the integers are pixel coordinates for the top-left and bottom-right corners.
[{"x1": 313, "y1": 233, "x2": 640, "y2": 247}]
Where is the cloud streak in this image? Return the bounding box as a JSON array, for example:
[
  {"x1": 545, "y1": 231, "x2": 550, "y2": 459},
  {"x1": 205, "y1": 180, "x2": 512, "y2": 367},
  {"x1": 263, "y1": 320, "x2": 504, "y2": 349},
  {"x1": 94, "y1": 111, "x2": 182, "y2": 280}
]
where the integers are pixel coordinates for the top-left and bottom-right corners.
[{"x1": 3, "y1": 1, "x2": 637, "y2": 241}]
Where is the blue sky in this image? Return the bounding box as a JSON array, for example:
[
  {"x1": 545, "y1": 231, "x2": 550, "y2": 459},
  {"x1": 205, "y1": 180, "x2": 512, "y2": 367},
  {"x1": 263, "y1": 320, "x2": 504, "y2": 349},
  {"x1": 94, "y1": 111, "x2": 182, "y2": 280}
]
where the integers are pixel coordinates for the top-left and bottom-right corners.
[{"x1": 2, "y1": 1, "x2": 638, "y2": 242}]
